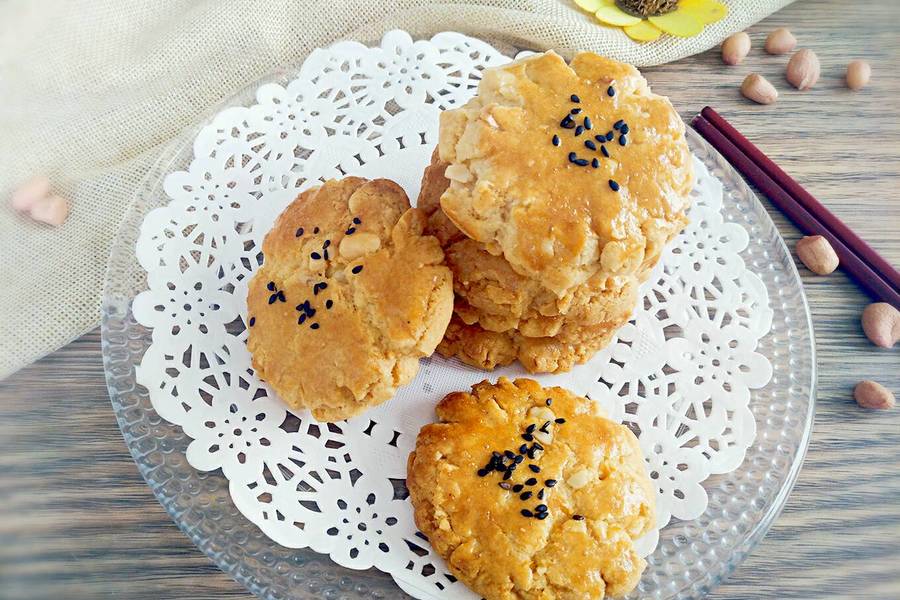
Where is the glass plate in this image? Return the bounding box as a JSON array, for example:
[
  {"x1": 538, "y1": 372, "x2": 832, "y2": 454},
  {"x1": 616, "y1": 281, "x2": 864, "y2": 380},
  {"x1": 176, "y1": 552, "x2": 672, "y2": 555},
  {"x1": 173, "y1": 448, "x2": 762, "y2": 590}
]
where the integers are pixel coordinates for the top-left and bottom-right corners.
[{"x1": 101, "y1": 65, "x2": 815, "y2": 600}]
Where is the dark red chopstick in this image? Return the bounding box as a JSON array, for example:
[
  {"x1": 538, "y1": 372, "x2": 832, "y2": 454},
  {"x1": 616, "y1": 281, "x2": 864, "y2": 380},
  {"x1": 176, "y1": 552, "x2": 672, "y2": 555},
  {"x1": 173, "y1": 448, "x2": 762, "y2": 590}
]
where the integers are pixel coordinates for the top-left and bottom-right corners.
[
  {"x1": 701, "y1": 106, "x2": 900, "y2": 293},
  {"x1": 692, "y1": 111, "x2": 900, "y2": 308}
]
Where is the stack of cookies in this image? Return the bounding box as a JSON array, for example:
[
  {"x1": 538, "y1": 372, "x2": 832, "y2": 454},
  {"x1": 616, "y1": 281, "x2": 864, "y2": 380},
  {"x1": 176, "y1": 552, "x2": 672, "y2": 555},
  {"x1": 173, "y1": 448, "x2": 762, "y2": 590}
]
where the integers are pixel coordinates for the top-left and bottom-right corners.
[{"x1": 418, "y1": 51, "x2": 694, "y2": 373}]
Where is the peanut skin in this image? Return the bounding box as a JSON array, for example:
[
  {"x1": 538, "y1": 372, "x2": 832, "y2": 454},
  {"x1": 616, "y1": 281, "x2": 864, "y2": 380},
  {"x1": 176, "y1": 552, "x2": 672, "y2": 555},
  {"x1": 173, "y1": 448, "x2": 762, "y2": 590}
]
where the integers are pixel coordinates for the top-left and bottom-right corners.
[
  {"x1": 722, "y1": 32, "x2": 751, "y2": 66},
  {"x1": 795, "y1": 235, "x2": 838, "y2": 275},
  {"x1": 854, "y1": 380, "x2": 896, "y2": 410},
  {"x1": 861, "y1": 302, "x2": 900, "y2": 348}
]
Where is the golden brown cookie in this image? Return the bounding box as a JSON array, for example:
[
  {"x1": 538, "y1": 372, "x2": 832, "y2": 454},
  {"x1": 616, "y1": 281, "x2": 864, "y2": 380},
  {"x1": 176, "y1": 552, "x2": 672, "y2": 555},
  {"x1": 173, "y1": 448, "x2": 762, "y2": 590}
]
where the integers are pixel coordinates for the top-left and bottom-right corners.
[
  {"x1": 438, "y1": 51, "x2": 693, "y2": 296},
  {"x1": 437, "y1": 314, "x2": 621, "y2": 374},
  {"x1": 407, "y1": 378, "x2": 655, "y2": 600},
  {"x1": 247, "y1": 177, "x2": 453, "y2": 422}
]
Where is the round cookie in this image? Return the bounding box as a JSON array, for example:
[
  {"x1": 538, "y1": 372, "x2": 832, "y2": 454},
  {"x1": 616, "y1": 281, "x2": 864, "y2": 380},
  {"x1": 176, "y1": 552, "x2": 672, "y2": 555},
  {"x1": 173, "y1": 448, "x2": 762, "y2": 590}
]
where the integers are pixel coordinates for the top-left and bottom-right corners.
[
  {"x1": 407, "y1": 378, "x2": 655, "y2": 600},
  {"x1": 437, "y1": 50, "x2": 693, "y2": 297},
  {"x1": 247, "y1": 177, "x2": 453, "y2": 422}
]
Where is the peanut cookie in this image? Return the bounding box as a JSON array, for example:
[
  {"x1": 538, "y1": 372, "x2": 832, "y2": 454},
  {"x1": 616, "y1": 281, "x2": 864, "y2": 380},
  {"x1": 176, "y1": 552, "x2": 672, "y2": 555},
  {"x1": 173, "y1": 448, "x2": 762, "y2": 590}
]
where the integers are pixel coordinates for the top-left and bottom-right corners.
[
  {"x1": 407, "y1": 378, "x2": 655, "y2": 599},
  {"x1": 247, "y1": 177, "x2": 453, "y2": 421}
]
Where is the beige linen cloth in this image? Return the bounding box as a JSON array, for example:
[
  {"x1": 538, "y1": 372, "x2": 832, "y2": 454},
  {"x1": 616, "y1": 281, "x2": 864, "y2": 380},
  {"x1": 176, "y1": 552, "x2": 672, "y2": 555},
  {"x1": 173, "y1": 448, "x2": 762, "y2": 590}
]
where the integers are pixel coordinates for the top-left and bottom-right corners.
[{"x1": 0, "y1": 0, "x2": 791, "y2": 379}]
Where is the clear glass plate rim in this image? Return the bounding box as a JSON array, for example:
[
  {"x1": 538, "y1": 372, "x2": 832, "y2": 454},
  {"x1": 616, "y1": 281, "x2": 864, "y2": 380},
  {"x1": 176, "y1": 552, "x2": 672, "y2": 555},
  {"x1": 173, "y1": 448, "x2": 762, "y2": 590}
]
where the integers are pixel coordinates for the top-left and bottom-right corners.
[{"x1": 99, "y1": 41, "x2": 818, "y2": 600}]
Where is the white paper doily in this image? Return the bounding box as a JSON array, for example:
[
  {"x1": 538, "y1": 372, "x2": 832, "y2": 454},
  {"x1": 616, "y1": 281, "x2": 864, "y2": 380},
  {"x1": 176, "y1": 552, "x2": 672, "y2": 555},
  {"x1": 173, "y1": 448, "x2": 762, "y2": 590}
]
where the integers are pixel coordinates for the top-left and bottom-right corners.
[{"x1": 132, "y1": 31, "x2": 773, "y2": 600}]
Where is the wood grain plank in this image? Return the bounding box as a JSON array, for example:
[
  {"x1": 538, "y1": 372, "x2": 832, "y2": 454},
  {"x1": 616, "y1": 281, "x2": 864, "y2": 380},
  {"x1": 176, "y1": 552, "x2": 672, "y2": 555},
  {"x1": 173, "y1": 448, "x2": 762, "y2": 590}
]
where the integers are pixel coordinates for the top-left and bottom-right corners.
[{"x1": 1, "y1": 1, "x2": 899, "y2": 598}]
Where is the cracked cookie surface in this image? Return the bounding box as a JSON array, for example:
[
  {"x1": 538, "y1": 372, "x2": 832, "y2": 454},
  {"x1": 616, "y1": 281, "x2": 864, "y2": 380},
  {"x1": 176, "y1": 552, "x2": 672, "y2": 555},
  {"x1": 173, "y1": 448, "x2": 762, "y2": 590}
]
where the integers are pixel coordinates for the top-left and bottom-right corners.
[
  {"x1": 407, "y1": 378, "x2": 655, "y2": 599},
  {"x1": 247, "y1": 177, "x2": 453, "y2": 422}
]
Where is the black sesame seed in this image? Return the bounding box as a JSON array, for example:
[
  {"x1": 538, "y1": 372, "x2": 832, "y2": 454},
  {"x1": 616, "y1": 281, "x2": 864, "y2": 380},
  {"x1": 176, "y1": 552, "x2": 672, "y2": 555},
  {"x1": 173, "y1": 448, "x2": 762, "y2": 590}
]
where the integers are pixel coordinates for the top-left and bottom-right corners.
[
  {"x1": 570, "y1": 107, "x2": 582, "y2": 115},
  {"x1": 492, "y1": 451, "x2": 501, "y2": 458},
  {"x1": 555, "y1": 418, "x2": 567, "y2": 424},
  {"x1": 525, "y1": 424, "x2": 536, "y2": 434},
  {"x1": 573, "y1": 514, "x2": 585, "y2": 521},
  {"x1": 310, "y1": 322, "x2": 320, "y2": 330},
  {"x1": 323, "y1": 249, "x2": 329, "y2": 260},
  {"x1": 512, "y1": 484, "x2": 524, "y2": 493},
  {"x1": 575, "y1": 125, "x2": 584, "y2": 136},
  {"x1": 620, "y1": 123, "x2": 630, "y2": 135},
  {"x1": 353, "y1": 217, "x2": 361, "y2": 225},
  {"x1": 248, "y1": 317, "x2": 256, "y2": 327},
  {"x1": 567, "y1": 151, "x2": 577, "y2": 163},
  {"x1": 295, "y1": 227, "x2": 304, "y2": 237},
  {"x1": 533, "y1": 442, "x2": 544, "y2": 451},
  {"x1": 570, "y1": 94, "x2": 580, "y2": 103},
  {"x1": 574, "y1": 158, "x2": 589, "y2": 166},
  {"x1": 545, "y1": 398, "x2": 552, "y2": 406},
  {"x1": 520, "y1": 491, "x2": 533, "y2": 501},
  {"x1": 521, "y1": 509, "x2": 533, "y2": 518},
  {"x1": 499, "y1": 482, "x2": 512, "y2": 490},
  {"x1": 537, "y1": 488, "x2": 545, "y2": 500},
  {"x1": 591, "y1": 158, "x2": 600, "y2": 169},
  {"x1": 522, "y1": 433, "x2": 534, "y2": 442},
  {"x1": 477, "y1": 468, "x2": 488, "y2": 477},
  {"x1": 351, "y1": 265, "x2": 363, "y2": 274},
  {"x1": 529, "y1": 464, "x2": 541, "y2": 473},
  {"x1": 323, "y1": 239, "x2": 331, "y2": 248},
  {"x1": 584, "y1": 116, "x2": 593, "y2": 130},
  {"x1": 346, "y1": 227, "x2": 356, "y2": 235},
  {"x1": 560, "y1": 115, "x2": 575, "y2": 129},
  {"x1": 552, "y1": 134, "x2": 560, "y2": 147},
  {"x1": 619, "y1": 134, "x2": 627, "y2": 146},
  {"x1": 536, "y1": 512, "x2": 549, "y2": 520},
  {"x1": 519, "y1": 443, "x2": 528, "y2": 454},
  {"x1": 606, "y1": 131, "x2": 615, "y2": 141},
  {"x1": 527, "y1": 447, "x2": 537, "y2": 459},
  {"x1": 584, "y1": 140, "x2": 596, "y2": 151},
  {"x1": 310, "y1": 252, "x2": 321, "y2": 260},
  {"x1": 504, "y1": 450, "x2": 515, "y2": 460},
  {"x1": 613, "y1": 119, "x2": 624, "y2": 130},
  {"x1": 313, "y1": 226, "x2": 320, "y2": 234},
  {"x1": 607, "y1": 85, "x2": 616, "y2": 97},
  {"x1": 525, "y1": 477, "x2": 537, "y2": 486},
  {"x1": 298, "y1": 314, "x2": 306, "y2": 325},
  {"x1": 325, "y1": 299, "x2": 334, "y2": 309},
  {"x1": 307, "y1": 307, "x2": 316, "y2": 317},
  {"x1": 608, "y1": 179, "x2": 620, "y2": 192},
  {"x1": 601, "y1": 145, "x2": 610, "y2": 158},
  {"x1": 267, "y1": 281, "x2": 275, "y2": 291},
  {"x1": 514, "y1": 455, "x2": 524, "y2": 464},
  {"x1": 502, "y1": 470, "x2": 513, "y2": 480},
  {"x1": 276, "y1": 290, "x2": 286, "y2": 302},
  {"x1": 535, "y1": 504, "x2": 548, "y2": 513},
  {"x1": 545, "y1": 479, "x2": 558, "y2": 487}
]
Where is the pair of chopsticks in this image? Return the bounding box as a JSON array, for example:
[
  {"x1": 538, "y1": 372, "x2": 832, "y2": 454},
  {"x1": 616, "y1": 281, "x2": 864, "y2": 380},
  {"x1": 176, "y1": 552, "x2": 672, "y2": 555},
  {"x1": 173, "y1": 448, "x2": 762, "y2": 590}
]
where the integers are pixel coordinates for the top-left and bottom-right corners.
[{"x1": 692, "y1": 106, "x2": 900, "y2": 309}]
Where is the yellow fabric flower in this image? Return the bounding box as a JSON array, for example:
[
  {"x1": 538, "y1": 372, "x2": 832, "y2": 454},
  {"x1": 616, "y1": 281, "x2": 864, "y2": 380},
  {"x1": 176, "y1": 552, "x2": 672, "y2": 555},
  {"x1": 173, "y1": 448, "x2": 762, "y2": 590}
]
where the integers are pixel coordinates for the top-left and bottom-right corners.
[{"x1": 575, "y1": 0, "x2": 727, "y2": 42}]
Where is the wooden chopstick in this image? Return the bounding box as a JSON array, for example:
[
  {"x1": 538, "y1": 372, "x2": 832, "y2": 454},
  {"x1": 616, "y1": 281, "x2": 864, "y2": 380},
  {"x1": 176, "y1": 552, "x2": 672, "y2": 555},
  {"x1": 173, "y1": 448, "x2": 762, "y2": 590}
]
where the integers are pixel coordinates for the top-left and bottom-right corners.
[
  {"x1": 701, "y1": 106, "x2": 900, "y2": 293},
  {"x1": 692, "y1": 110, "x2": 900, "y2": 308}
]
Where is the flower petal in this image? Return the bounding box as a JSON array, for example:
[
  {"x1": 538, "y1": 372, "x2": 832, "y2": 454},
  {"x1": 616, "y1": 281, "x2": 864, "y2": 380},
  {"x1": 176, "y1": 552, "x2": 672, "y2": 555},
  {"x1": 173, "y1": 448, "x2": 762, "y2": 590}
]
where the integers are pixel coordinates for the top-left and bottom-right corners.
[
  {"x1": 679, "y1": 0, "x2": 728, "y2": 25},
  {"x1": 624, "y1": 20, "x2": 663, "y2": 42},
  {"x1": 574, "y1": 0, "x2": 609, "y2": 12},
  {"x1": 648, "y1": 9, "x2": 705, "y2": 37},
  {"x1": 595, "y1": 5, "x2": 643, "y2": 26}
]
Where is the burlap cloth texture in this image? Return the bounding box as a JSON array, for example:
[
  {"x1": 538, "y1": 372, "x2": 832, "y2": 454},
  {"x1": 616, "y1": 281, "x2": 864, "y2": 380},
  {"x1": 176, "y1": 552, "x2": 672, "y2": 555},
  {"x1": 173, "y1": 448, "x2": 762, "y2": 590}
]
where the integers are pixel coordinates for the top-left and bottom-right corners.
[{"x1": 0, "y1": 0, "x2": 792, "y2": 379}]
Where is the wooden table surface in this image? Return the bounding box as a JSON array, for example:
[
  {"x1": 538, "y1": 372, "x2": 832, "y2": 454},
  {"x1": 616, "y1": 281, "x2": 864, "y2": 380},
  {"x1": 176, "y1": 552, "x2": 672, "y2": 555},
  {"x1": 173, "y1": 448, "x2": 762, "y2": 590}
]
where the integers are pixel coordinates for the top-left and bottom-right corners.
[{"x1": 2, "y1": 1, "x2": 899, "y2": 598}]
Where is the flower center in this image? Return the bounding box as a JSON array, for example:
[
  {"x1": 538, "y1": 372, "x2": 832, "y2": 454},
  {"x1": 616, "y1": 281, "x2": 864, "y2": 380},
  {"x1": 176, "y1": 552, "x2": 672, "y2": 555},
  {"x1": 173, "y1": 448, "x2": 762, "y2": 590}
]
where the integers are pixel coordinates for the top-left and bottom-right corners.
[{"x1": 615, "y1": 0, "x2": 679, "y2": 17}]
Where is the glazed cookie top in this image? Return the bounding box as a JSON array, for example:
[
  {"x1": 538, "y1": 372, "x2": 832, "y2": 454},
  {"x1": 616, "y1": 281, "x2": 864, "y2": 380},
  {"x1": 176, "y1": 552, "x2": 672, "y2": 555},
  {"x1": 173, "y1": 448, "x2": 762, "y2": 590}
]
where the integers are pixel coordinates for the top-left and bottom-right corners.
[
  {"x1": 438, "y1": 51, "x2": 693, "y2": 296},
  {"x1": 407, "y1": 378, "x2": 656, "y2": 599},
  {"x1": 247, "y1": 177, "x2": 453, "y2": 422}
]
